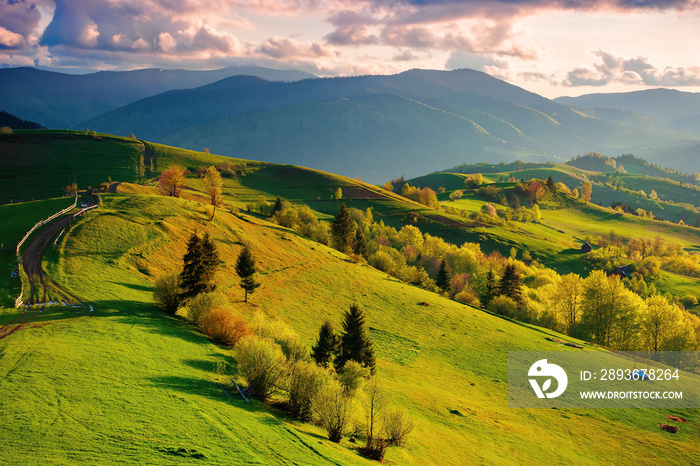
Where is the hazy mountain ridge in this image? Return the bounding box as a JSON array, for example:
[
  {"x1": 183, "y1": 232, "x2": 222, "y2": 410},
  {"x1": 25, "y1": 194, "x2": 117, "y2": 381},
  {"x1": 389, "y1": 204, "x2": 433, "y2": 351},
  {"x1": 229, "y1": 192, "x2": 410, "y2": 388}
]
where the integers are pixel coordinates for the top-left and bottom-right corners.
[
  {"x1": 79, "y1": 68, "x2": 699, "y2": 182},
  {"x1": 0, "y1": 66, "x2": 316, "y2": 128}
]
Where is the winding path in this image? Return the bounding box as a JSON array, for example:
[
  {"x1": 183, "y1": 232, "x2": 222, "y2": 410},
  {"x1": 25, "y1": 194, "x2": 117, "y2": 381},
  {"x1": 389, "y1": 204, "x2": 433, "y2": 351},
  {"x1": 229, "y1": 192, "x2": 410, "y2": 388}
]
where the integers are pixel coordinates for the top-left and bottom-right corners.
[{"x1": 21, "y1": 202, "x2": 98, "y2": 304}]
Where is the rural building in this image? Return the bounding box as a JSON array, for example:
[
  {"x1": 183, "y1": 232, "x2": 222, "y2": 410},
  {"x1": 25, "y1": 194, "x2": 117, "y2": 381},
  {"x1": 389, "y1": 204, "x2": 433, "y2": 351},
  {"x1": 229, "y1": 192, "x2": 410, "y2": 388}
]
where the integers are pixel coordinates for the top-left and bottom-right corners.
[{"x1": 580, "y1": 242, "x2": 592, "y2": 253}]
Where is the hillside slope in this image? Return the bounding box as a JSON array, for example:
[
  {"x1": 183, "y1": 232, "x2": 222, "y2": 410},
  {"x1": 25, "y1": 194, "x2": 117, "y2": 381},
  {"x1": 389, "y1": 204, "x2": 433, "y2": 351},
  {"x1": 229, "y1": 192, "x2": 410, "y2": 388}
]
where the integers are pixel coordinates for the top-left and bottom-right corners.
[{"x1": 2, "y1": 192, "x2": 699, "y2": 464}]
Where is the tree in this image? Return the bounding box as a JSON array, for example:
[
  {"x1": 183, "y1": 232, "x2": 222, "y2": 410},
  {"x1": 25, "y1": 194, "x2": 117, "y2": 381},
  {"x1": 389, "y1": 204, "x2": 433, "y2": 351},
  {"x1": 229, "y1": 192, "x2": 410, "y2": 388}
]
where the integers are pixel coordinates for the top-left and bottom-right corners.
[
  {"x1": 331, "y1": 204, "x2": 356, "y2": 254},
  {"x1": 335, "y1": 304, "x2": 376, "y2": 374},
  {"x1": 484, "y1": 270, "x2": 498, "y2": 306},
  {"x1": 353, "y1": 227, "x2": 368, "y2": 259},
  {"x1": 551, "y1": 273, "x2": 583, "y2": 337},
  {"x1": 546, "y1": 176, "x2": 556, "y2": 193},
  {"x1": 235, "y1": 246, "x2": 261, "y2": 303},
  {"x1": 581, "y1": 181, "x2": 592, "y2": 203},
  {"x1": 179, "y1": 232, "x2": 219, "y2": 300},
  {"x1": 335, "y1": 187, "x2": 343, "y2": 200},
  {"x1": 203, "y1": 166, "x2": 224, "y2": 220},
  {"x1": 314, "y1": 379, "x2": 354, "y2": 443},
  {"x1": 436, "y1": 258, "x2": 451, "y2": 294},
  {"x1": 639, "y1": 295, "x2": 679, "y2": 353},
  {"x1": 364, "y1": 377, "x2": 387, "y2": 457},
  {"x1": 312, "y1": 320, "x2": 339, "y2": 368},
  {"x1": 159, "y1": 165, "x2": 186, "y2": 197},
  {"x1": 272, "y1": 197, "x2": 284, "y2": 215},
  {"x1": 499, "y1": 264, "x2": 523, "y2": 305}
]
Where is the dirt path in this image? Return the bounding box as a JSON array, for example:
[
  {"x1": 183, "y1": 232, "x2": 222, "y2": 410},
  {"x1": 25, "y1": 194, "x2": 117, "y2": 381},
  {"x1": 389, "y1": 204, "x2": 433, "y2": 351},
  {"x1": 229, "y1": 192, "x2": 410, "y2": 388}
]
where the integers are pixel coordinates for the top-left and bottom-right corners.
[{"x1": 21, "y1": 201, "x2": 98, "y2": 305}]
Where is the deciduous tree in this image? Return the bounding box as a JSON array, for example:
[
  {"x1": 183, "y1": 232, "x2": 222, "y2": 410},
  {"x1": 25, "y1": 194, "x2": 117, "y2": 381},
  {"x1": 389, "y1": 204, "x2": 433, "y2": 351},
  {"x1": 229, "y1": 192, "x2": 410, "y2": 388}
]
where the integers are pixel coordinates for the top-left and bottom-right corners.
[
  {"x1": 203, "y1": 166, "x2": 224, "y2": 220},
  {"x1": 159, "y1": 165, "x2": 186, "y2": 197}
]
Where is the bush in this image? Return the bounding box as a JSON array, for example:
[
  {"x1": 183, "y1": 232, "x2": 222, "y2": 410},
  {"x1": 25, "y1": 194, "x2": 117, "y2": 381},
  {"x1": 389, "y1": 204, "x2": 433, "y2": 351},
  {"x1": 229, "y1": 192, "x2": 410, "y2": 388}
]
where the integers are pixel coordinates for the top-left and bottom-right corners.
[
  {"x1": 487, "y1": 295, "x2": 518, "y2": 318},
  {"x1": 286, "y1": 361, "x2": 330, "y2": 421},
  {"x1": 153, "y1": 272, "x2": 181, "y2": 314},
  {"x1": 358, "y1": 438, "x2": 387, "y2": 461},
  {"x1": 383, "y1": 407, "x2": 414, "y2": 446},
  {"x1": 313, "y1": 379, "x2": 354, "y2": 443},
  {"x1": 454, "y1": 288, "x2": 481, "y2": 307},
  {"x1": 337, "y1": 360, "x2": 369, "y2": 394},
  {"x1": 681, "y1": 295, "x2": 699, "y2": 308},
  {"x1": 185, "y1": 291, "x2": 228, "y2": 325},
  {"x1": 201, "y1": 308, "x2": 250, "y2": 347},
  {"x1": 235, "y1": 335, "x2": 287, "y2": 402},
  {"x1": 251, "y1": 312, "x2": 308, "y2": 362}
]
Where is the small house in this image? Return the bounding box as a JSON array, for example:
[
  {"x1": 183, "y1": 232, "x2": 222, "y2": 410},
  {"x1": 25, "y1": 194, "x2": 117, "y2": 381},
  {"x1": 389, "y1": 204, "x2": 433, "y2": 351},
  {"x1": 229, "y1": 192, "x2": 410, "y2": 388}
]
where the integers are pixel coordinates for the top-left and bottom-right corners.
[{"x1": 580, "y1": 242, "x2": 592, "y2": 253}]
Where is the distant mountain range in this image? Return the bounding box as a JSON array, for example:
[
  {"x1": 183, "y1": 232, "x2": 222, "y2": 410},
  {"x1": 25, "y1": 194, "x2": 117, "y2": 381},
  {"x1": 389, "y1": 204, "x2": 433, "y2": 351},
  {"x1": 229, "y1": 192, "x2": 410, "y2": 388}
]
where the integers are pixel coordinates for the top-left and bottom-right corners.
[
  {"x1": 3, "y1": 66, "x2": 700, "y2": 182},
  {"x1": 0, "y1": 66, "x2": 315, "y2": 128},
  {"x1": 0, "y1": 110, "x2": 44, "y2": 130}
]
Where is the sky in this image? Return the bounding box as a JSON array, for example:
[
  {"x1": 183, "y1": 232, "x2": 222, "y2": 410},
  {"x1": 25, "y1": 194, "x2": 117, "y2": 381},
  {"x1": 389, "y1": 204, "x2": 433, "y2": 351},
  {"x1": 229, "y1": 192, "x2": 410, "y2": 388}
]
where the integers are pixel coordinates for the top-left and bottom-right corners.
[{"x1": 2, "y1": 0, "x2": 700, "y2": 98}]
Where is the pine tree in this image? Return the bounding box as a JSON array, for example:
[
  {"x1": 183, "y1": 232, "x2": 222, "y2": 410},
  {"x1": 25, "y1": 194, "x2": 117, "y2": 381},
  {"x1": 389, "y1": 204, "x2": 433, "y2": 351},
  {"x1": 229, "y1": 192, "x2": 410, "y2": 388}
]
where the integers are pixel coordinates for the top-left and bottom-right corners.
[
  {"x1": 546, "y1": 176, "x2": 556, "y2": 193},
  {"x1": 436, "y1": 258, "x2": 451, "y2": 294},
  {"x1": 485, "y1": 269, "x2": 498, "y2": 306},
  {"x1": 180, "y1": 232, "x2": 220, "y2": 299},
  {"x1": 335, "y1": 304, "x2": 376, "y2": 374},
  {"x1": 235, "y1": 246, "x2": 261, "y2": 303},
  {"x1": 272, "y1": 197, "x2": 284, "y2": 215},
  {"x1": 312, "y1": 320, "x2": 339, "y2": 368},
  {"x1": 331, "y1": 203, "x2": 355, "y2": 254},
  {"x1": 353, "y1": 227, "x2": 368, "y2": 259},
  {"x1": 499, "y1": 264, "x2": 523, "y2": 305}
]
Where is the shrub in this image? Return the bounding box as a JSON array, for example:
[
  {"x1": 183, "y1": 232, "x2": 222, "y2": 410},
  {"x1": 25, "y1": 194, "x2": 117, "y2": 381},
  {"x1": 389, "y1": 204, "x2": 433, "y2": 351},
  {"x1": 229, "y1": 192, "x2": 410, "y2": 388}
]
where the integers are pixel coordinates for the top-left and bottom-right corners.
[
  {"x1": 337, "y1": 360, "x2": 369, "y2": 394},
  {"x1": 185, "y1": 291, "x2": 228, "y2": 326},
  {"x1": 313, "y1": 379, "x2": 354, "y2": 443},
  {"x1": 200, "y1": 308, "x2": 250, "y2": 347},
  {"x1": 488, "y1": 295, "x2": 518, "y2": 318},
  {"x1": 383, "y1": 407, "x2": 415, "y2": 446},
  {"x1": 681, "y1": 295, "x2": 699, "y2": 308},
  {"x1": 358, "y1": 438, "x2": 387, "y2": 461},
  {"x1": 286, "y1": 361, "x2": 330, "y2": 421},
  {"x1": 251, "y1": 313, "x2": 308, "y2": 362},
  {"x1": 153, "y1": 272, "x2": 181, "y2": 314},
  {"x1": 235, "y1": 335, "x2": 286, "y2": 402},
  {"x1": 454, "y1": 288, "x2": 481, "y2": 307}
]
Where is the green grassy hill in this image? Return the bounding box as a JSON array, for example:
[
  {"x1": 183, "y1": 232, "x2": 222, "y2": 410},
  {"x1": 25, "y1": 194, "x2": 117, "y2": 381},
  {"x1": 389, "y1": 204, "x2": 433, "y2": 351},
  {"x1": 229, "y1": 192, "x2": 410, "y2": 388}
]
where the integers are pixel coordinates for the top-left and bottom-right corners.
[
  {"x1": 1, "y1": 132, "x2": 699, "y2": 464},
  {"x1": 3, "y1": 193, "x2": 699, "y2": 464}
]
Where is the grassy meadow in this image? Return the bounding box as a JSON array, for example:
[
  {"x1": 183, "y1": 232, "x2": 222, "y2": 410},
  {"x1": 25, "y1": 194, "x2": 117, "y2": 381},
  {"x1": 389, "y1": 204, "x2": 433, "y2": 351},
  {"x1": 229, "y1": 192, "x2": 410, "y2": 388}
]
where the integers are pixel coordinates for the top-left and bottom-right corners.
[{"x1": 1, "y1": 131, "x2": 699, "y2": 464}]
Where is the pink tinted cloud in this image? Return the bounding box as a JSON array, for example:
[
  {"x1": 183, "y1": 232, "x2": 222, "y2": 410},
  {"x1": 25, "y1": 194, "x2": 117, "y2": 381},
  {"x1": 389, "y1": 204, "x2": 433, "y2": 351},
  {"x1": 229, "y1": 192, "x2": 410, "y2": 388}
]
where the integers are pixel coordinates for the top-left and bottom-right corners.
[{"x1": 564, "y1": 50, "x2": 700, "y2": 87}]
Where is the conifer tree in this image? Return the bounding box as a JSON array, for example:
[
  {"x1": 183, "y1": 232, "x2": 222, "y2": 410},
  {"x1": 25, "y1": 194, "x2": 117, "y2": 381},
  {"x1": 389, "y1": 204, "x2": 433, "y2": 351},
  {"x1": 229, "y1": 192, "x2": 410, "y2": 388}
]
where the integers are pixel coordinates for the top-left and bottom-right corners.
[
  {"x1": 331, "y1": 203, "x2": 355, "y2": 254},
  {"x1": 436, "y1": 258, "x2": 451, "y2": 294},
  {"x1": 335, "y1": 304, "x2": 376, "y2": 374},
  {"x1": 353, "y1": 227, "x2": 368, "y2": 259},
  {"x1": 272, "y1": 197, "x2": 284, "y2": 215},
  {"x1": 180, "y1": 232, "x2": 220, "y2": 299},
  {"x1": 485, "y1": 269, "x2": 498, "y2": 306},
  {"x1": 235, "y1": 246, "x2": 260, "y2": 303},
  {"x1": 312, "y1": 320, "x2": 339, "y2": 368},
  {"x1": 499, "y1": 264, "x2": 523, "y2": 305}
]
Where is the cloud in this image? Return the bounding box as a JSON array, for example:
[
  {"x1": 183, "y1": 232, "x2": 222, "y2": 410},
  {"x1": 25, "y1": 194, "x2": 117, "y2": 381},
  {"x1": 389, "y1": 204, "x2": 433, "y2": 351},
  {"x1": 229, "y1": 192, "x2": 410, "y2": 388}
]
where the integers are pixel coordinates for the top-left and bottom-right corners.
[
  {"x1": 0, "y1": 26, "x2": 26, "y2": 48},
  {"x1": 564, "y1": 50, "x2": 700, "y2": 87},
  {"x1": 259, "y1": 37, "x2": 331, "y2": 59},
  {"x1": 445, "y1": 51, "x2": 509, "y2": 71}
]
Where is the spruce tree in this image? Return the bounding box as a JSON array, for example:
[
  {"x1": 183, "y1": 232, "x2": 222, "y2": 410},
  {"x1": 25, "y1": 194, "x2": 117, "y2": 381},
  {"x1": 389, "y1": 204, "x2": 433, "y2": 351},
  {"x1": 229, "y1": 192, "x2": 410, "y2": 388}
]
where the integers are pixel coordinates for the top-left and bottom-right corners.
[
  {"x1": 312, "y1": 320, "x2": 339, "y2": 368},
  {"x1": 499, "y1": 264, "x2": 523, "y2": 305},
  {"x1": 331, "y1": 203, "x2": 355, "y2": 254},
  {"x1": 353, "y1": 227, "x2": 368, "y2": 259},
  {"x1": 272, "y1": 197, "x2": 284, "y2": 215},
  {"x1": 485, "y1": 269, "x2": 498, "y2": 306},
  {"x1": 235, "y1": 246, "x2": 260, "y2": 303},
  {"x1": 436, "y1": 258, "x2": 451, "y2": 294},
  {"x1": 335, "y1": 304, "x2": 376, "y2": 374},
  {"x1": 180, "y1": 232, "x2": 219, "y2": 299}
]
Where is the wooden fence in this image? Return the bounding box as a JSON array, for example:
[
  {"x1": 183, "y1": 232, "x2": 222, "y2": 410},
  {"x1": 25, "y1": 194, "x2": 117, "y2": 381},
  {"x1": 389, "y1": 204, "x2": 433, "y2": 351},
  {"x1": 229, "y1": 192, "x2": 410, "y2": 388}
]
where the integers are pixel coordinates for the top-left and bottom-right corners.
[{"x1": 14, "y1": 194, "x2": 78, "y2": 308}]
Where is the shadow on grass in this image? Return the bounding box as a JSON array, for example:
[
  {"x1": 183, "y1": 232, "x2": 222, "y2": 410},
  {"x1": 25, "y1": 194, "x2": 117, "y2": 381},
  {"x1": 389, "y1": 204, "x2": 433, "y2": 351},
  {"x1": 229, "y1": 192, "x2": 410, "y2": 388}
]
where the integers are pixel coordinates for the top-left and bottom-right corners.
[
  {"x1": 108, "y1": 281, "x2": 153, "y2": 292},
  {"x1": 557, "y1": 248, "x2": 584, "y2": 256},
  {"x1": 93, "y1": 299, "x2": 212, "y2": 346}
]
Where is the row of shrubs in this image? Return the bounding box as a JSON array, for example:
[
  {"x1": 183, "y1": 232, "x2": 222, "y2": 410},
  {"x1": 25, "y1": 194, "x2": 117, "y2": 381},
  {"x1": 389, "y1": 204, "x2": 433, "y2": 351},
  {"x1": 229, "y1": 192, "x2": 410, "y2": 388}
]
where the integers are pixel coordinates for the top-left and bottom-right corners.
[{"x1": 153, "y1": 279, "x2": 413, "y2": 458}]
